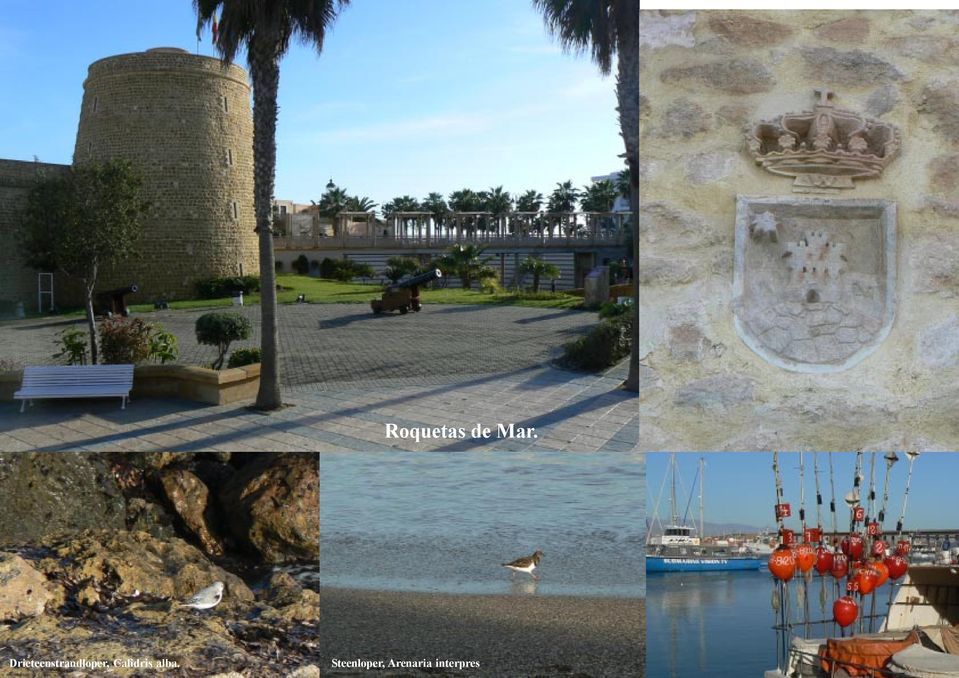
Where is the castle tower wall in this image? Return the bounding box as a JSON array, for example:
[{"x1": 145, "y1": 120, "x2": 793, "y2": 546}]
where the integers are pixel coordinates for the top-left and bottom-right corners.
[{"x1": 73, "y1": 47, "x2": 258, "y2": 302}]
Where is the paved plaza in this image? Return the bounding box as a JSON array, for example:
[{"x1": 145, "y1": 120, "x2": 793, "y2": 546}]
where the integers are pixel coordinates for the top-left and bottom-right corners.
[{"x1": 0, "y1": 303, "x2": 637, "y2": 452}]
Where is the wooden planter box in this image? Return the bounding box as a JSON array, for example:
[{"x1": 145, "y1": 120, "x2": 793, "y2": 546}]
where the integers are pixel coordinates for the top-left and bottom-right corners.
[{"x1": 1, "y1": 364, "x2": 261, "y2": 406}]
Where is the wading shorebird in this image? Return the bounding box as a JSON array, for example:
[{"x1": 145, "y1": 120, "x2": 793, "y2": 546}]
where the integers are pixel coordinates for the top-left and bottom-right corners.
[
  {"x1": 502, "y1": 550, "x2": 543, "y2": 580},
  {"x1": 178, "y1": 581, "x2": 224, "y2": 610}
]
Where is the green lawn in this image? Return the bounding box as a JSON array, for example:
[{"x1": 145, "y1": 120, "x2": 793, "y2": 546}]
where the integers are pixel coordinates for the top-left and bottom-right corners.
[{"x1": 112, "y1": 274, "x2": 585, "y2": 314}]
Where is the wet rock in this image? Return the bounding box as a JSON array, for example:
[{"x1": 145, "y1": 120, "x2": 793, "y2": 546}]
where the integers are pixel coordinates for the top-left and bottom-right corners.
[
  {"x1": 815, "y1": 16, "x2": 870, "y2": 45},
  {"x1": 661, "y1": 58, "x2": 775, "y2": 94},
  {"x1": 684, "y1": 151, "x2": 735, "y2": 184},
  {"x1": 261, "y1": 572, "x2": 319, "y2": 624},
  {"x1": 640, "y1": 10, "x2": 696, "y2": 50},
  {"x1": 36, "y1": 529, "x2": 253, "y2": 606},
  {"x1": 800, "y1": 47, "x2": 902, "y2": 86},
  {"x1": 0, "y1": 554, "x2": 51, "y2": 621},
  {"x1": 674, "y1": 376, "x2": 755, "y2": 409},
  {"x1": 659, "y1": 98, "x2": 711, "y2": 139},
  {"x1": 707, "y1": 13, "x2": 794, "y2": 47},
  {"x1": 866, "y1": 84, "x2": 899, "y2": 118},
  {"x1": 160, "y1": 468, "x2": 226, "y2": 558},
  {"x1": 220, "y1": 454, "x2": 318, "y2": 563},
  {"x1": 0, "y1": 453, "x2": 125, "y2": 546},
  {"x1": 125, "y1": 497, "x2": 177, "y2": 540},
  {"x1": 916, "y1": 80, "x2": 959, "y2": 144},
  {"x1": 288, "y1": 666, "x2": 320, "y2": 678}
]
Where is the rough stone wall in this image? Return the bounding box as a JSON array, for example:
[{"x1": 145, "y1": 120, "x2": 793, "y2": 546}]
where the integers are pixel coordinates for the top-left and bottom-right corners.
[
  {"x1": 72, "y1": 48, "x2": 258, "y2": 303},
  {"x1": 0, "y1": 160, "x2": 70, "y2": 311},
  {"x1": 640, "y1": 10, "x2": 959, "y2": 450}
]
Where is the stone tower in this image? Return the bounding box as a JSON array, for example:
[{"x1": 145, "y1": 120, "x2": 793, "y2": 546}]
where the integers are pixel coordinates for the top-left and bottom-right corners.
[{"x1": 73, "y1": 47, "x2": 258, "y2": 301}]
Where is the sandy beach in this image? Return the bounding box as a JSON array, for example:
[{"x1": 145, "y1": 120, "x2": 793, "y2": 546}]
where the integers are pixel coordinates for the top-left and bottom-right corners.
[{"x1": 320, "y1": 587, "x2": 644, "y2": 677}]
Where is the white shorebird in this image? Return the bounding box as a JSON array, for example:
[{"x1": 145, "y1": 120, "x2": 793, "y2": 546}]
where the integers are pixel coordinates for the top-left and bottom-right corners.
[
  {"x1": 178, "y1": 581, "x2": 224, "y2": 610},
  {"x1": 502, "y1": 550, "x2": 544, "y2": 580}
]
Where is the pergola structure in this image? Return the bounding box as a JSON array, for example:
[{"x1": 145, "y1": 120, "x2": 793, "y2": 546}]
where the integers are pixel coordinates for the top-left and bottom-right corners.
[{"x1": 276, "y1": 211, "x2": 629, "y2": 249}]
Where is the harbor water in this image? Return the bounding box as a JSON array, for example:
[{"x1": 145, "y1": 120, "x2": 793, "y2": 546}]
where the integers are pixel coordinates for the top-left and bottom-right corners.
[
  {"x1": 320, "y1": 451, "x2": 644, "y2": 597},
  {"x1": 647, "y1": 570, "x2": 893, "y2": 677}
]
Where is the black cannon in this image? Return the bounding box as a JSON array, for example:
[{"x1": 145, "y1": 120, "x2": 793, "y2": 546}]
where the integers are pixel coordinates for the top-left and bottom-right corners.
[
  {"x1": 371, "y1": 269, "x2": 442, "y2": 314},
  {"x1": 97, "y1": 284, "x2": 139, "y2": 317}
]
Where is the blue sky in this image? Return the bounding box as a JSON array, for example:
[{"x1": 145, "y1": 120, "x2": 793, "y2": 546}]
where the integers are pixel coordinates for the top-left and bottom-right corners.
[
  {"x1": 647, "y1": 452, "x2": 958, "y2": 532},
  {"x1": 0, "y1": 0, "x2": 623, "y2": 205}
]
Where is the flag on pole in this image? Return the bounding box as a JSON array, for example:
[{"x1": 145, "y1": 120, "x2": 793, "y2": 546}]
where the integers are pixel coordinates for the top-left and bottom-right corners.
[{"x1": 212, "y1": 13, "x2": 219, "y2": 45}]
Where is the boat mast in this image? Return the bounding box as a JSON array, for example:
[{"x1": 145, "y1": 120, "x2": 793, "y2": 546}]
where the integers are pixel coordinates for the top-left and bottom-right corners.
[
  {"x1": 670, "y1": 453, "x2": 678, "y2": 526},
  {"x1": 699, "y1": 457, "x2": 705, "y2": 541}
]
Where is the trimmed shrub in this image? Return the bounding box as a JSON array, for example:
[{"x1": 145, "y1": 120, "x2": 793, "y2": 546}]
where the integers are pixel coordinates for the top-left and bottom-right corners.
[
  {"x1": 561, "y1": 314, "x2": 632, "y2": 372},
  {"x1": 293, "y1": 254, "x2": 310, "y2": 275},
  {"x1": 196, "y1": 275, "x2": 260, "y2": 299},
  {"x1": 275, "y1": 260, "x2": 284, "y2": 272},
  {"x1": 195, "y1": 312, "x2": 252, "y2": 370},
  {"x1": 332, "y1": 260, "x2": 375, "y2": 282},
  {"x1": 319, "y1": 257, "x2": 337, "y2": 279},
  {"x1": 383, "y1": 256, "x2": 421, "y2": 283},
  {"x1": 99, "y1": 317, "x2": 154, "y2": 364},
  {"x1": 309, "y1": 259, "x2": 321, "y2": 276},
  {"x1": 149, "y1": 327, "x2": 179, "y2": 364},
  {"x1": 227, "y1": 347, "x2": 261, "y2": 368}
]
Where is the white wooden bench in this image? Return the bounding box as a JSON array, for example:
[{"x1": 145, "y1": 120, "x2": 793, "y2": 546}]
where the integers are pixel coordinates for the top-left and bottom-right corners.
[{"x1": 14, "y1": 364, "x2": 135, "y2": 412}]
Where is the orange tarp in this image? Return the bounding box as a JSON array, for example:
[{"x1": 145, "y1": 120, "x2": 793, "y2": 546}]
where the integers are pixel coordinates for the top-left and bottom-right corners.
[{"x1": 819, "y1": 630, "x2": 919, "y2": 677}]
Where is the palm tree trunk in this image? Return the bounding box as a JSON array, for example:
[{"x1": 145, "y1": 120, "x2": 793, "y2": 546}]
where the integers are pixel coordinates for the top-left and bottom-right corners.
[
  {"x1": 617, "y1": 4, "x2": 639, "y2": 394},
  {"x1": 249, "y1": 33, "x2": 283, "y2": 410}
]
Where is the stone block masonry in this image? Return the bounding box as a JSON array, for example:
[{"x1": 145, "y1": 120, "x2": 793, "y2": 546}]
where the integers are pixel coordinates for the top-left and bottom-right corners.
[
  {"x1": 640, "y1": 10, "x2": 959, "y2": 450},
  {"x1": 73, "y1": 48, "x2": 258, "y2": 304},
  {"x1": 0, "y1": 48, "x2": 258, "y2": 311}
]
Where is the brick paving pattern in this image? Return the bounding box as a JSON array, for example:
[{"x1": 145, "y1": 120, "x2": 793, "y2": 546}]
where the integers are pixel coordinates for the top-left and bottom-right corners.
[{"x1": 0, "y1": 303, "x2": 637, "y2": 452}]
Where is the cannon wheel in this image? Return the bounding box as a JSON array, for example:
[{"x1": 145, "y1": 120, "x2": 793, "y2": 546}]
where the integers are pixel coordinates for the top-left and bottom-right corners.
[{"x1": 399, "y1": 306, "x2": 409, "y2": 314}]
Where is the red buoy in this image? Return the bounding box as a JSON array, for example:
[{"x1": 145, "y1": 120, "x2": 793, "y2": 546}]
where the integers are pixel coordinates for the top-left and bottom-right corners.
[
  {"x1": 834, "y1": 595, "x2": 859, "y2": 628},
  {"x1": 768, "y1": 544, "x2": 797, "y2": 582},
  {"x1": 871, "y1": 539, "x2": 888, "y2": 558},
  {"x1": 841, "y1": 534, "x2": 864, "y2": 560},
  {"x1": 814, "y1": 545, "x2": 834, "y2": 575},
  {"x1": 856, "y1": 567, "x2": 879, "y2": 595},
  {"x1": 795, "y1": 543, "x2": 816, "y2": 573},
  {"x1": 896, "y1": 540, "x2": 912, "y2": 556},
  {"x1": 870, "y1": 560, "x2": 889, "y2": 588},
  {"x1": 884, "y1": 554, "x2": 908, "y2": 580},
  {"x1": 831, "y1": 552, "x2": 849, "y2": 579}
]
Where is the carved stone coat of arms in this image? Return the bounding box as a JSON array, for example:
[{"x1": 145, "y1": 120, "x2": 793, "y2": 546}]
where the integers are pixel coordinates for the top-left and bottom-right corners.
[{"x1": 732, "y1": 197, "x2": 896, "y2": 372}]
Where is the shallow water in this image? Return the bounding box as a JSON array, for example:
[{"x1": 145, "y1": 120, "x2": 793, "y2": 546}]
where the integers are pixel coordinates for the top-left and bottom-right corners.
[
  {"x1": 647, "y1": 570, "x2": 894, "y2": 677},
  {"x1": 319, "y1": 452, "x2": 644, "y2": 597}
]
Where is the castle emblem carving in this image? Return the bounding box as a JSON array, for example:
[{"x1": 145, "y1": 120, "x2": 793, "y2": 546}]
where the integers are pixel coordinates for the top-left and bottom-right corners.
[
  {"x1": 733, "y1": 197, "x2": 896, "y2": 372},
  {"x1": 746, "y1": 89, "x2": 900, "y2": 191}
]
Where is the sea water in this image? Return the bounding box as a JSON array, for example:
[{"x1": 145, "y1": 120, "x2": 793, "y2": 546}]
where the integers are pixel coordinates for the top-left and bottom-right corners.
[
  {"x1": 647, "y1": 570, "x2": 893, "y2": 677},
  {"x1": 320, "y1": 451, "x2": 643, "y2": 597}
]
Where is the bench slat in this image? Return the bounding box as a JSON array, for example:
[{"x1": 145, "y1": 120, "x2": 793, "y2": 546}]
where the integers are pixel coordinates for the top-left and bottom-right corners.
[{"x1": 16, "y1": 365, "x2": 134, "y2": 412}]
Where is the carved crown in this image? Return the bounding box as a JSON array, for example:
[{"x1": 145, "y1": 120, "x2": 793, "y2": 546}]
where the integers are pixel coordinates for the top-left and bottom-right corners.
[{"x1": 745, "y1": 89, "x2": 900, "y2": 190}]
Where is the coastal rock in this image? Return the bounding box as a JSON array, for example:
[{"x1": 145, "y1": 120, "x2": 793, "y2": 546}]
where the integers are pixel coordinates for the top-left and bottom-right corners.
[
  {"x1": 0, "y1": 554, "x2": 51, "y2": 621},
  {"x1": 125, "y1": 497, "x2": 177, "y2": 540},
  {"x1": 660, "y1": 58, "x2": 775, "y2": 95},
  {"x1": 0, "y1": 453, "x2": 125, "y2": 545},
  {"x1": 220, "y1": 454, "x2": 318, "y2": 563},
  {"x1": 160, "y1": 468, "x2": 226, "y2": 558},
  {"x1": 36, "y1": 529, "x2": 253, "y2": 606},
  {"x1": 260, "y1": 572, "x2": 320, "y2": 624}
]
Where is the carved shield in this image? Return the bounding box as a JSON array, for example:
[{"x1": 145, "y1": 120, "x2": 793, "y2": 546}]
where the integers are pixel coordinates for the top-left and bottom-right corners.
[{"x1": 733, "y1": 197, "x2": 896, "y2": 372}]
